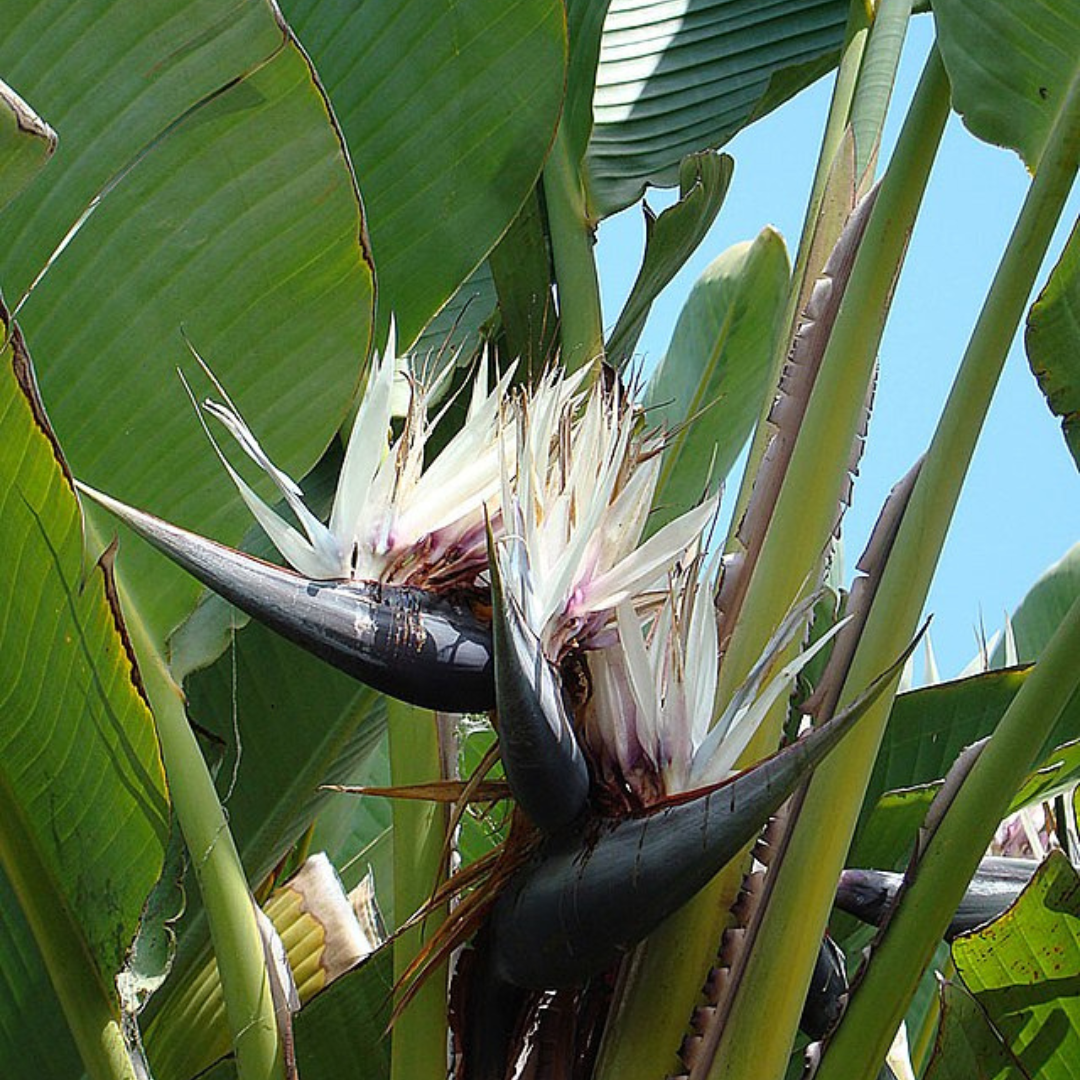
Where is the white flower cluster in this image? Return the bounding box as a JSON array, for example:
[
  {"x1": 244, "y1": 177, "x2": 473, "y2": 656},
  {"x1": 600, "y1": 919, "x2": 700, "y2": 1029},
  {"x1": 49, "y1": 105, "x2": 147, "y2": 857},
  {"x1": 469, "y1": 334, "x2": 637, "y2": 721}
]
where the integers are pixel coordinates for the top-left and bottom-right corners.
[{"x1": 200, "y1": 336, "x2": 821, "y2": 803}]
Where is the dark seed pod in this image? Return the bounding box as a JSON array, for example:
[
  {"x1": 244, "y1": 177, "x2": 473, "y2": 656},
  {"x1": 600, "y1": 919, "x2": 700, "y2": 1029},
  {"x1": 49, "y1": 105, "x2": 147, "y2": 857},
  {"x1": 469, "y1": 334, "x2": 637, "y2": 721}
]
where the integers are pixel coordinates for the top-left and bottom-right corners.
[
  {"x1": 835, "y1": 856, "x2": 1038, "y2": 940},
  {"x1": 77, "y1": 483, "x2": 495, "y2": 712}
]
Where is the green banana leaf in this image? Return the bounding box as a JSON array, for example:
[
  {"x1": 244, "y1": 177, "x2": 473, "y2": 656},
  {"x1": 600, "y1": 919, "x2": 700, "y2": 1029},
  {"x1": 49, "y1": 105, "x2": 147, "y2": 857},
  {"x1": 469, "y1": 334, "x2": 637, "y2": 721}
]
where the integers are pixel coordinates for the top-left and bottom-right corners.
[
  {"x1": 0, "y1": 0, "x2": 375, "y2": 648},
  {"x1": 585, "y1": 0, "x2": 850, "y2": 215},
  {"x1": 645, "y1": 225, "x2": 790, "y2": 532},
  {"x1": 934, "y1": 0, "x2": 1080, "y2": 170},
  {"x1": 948, "y1": 852, "x2": 1080, "y2": 1079},
  {"x1": 0, "y1": 315, "x2": 169, "y2": 1077},
  {"x1": 280, "y1": 0, "x2": 568, "y2": 346}
]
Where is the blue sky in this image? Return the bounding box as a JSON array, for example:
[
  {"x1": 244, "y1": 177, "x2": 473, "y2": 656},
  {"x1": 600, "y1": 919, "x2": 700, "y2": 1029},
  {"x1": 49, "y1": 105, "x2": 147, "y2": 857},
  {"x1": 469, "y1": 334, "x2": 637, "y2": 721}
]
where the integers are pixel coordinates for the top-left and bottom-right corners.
[{"x1": 595, "y1": 15, "x2": 1080, "y2": 680}]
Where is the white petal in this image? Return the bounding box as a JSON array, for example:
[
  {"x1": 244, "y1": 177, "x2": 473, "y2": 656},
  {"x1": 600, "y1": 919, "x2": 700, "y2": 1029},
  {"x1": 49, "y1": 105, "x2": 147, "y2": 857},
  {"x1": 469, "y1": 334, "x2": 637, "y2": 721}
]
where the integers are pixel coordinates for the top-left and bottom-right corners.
[
  {"x1": 330, "y1": 327, "x2": 397, "y2": 545},
  {"x1": 182, "y1": 372, "x2": 342, "y2": 578},
  {"x1": 577, "y1": 497, "x2": 717, "y2": 616},
  {"x1": 617, "y1": 600, "x2": 659, "y2": 757},
  {"x1": 691, "y1": 611, "x2": 851, "y2": 786}
]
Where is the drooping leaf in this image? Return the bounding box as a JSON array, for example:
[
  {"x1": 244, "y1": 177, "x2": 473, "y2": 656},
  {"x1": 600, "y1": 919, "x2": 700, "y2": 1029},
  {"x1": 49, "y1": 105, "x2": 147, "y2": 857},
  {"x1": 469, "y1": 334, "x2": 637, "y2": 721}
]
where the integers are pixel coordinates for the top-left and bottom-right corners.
[
  {"x1": 855, "y1": 541, "x2": 1080, "y2": 850},
  {"x1": 644, "y1": 226, "x2": 790, "y2": 532},
  {"x1": 0, "y1": 314, "x2": 169, "y2": 1066},
  {"x1": 0, "y1": 78, "x2": 55, "y2": 212},
  {"x1": 854, "y1": 736, "x2": 1080, "y2": 873},
  {"x1": 933, "y1": 0, "x2": 1080, "y2": 170},
  {"x1": 1026, "y1": 223, "x2": 1080, "y2": 471},
  {"x1": 585, "y1": 0, "x2": 850, "y2": 215},
  {"x1": 950, "y1": 851, "x2": 1080, "y2": 1079},
  {"x1": 0, "y1": 0, "x2": 375, "y2": 647},
  {"x1": 606, "y1": 150, "x2": 734, "y2": 366},
  {"x1": 923, "y1": 976, "x2": 1025, "y2": 1080},
  {"x1": 281, "y1": 0, "x2": 568, "y2": 345},
  {"x1": 863, "y1": 667, "x2": 1080, "y2": 815}
]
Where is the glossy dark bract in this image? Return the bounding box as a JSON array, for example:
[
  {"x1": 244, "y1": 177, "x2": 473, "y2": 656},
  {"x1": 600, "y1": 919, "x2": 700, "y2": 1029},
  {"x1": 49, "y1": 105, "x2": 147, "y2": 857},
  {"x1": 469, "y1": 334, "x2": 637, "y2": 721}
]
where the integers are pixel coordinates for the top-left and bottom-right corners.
[{"x1": 78, "y1": 483, "x2": 495, "y2": 712}]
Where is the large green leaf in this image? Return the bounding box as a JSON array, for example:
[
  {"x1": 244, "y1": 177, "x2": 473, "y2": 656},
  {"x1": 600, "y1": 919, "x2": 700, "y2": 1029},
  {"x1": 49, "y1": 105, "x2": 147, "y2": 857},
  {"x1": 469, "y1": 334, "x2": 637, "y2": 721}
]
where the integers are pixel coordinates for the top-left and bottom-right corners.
[
  {"x1": 281, "y1": 0, "x2": 568, "y2": 345},
  {"x1": 0, "y1": 78, "x2": 55, "y2": 212},
  {"x1": 951, "y1": 851, "x2": 1080, "y2": 1079},
  {"x1": 0, "y1": 0, "x2": 375, "y2": 647},
  {"x1": 1026, "y1": 220, "x2": 1080, "y2": 472},
  {"x1": 0, "y1": 316, "x2": 169, "y2": 1073},
  {"x1": 934, "y1": 0, "x2": 1080, "y2": 171},
  {"x1": 644, "y1": 225, "x2": 790, "y2": 532},
  {"x1": 585, "y1": 0, "x2": 850, "y2": 215}
]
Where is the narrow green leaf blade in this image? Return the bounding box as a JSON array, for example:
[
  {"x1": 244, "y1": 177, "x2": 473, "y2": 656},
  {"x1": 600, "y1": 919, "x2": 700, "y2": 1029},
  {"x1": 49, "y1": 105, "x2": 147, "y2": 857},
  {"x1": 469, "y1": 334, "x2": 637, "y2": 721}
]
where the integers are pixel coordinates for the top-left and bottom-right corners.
[
  {"x1": 607, "y1": 151, "x2": 734, "y2": 366},
  {"x1": 934, "y1": 0, "x2": 1080, "y2": 170},
  {"x1": 1026, "y1": 218, "x2": 1080, "y2": 471}
]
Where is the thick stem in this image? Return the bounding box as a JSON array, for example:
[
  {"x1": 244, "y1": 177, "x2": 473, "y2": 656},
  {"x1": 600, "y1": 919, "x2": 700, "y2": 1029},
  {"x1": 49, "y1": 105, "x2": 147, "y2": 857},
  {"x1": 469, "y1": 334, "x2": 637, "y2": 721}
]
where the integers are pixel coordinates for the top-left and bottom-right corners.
[
  {"x1": 594, "y1": 17, "x2": 922, "y2": 1080},
  {"x1": 822, "y1": 599, "x2": 1080, "y2": 1078},
  {"x1": 809, "y1": 62, "x2": 1080, "y2": 1080},
  {"x1": 388, "y1": 701, "x2": 449, "y2": 1080},
  {"x1": 724, "y1": 0, "x2": 872, "y2": 547},
  {"x1": 120, "y1": 583, "x2": 283, "y2": 1080},
  {"x1": 709, "y1": 47, "x2": 951, "y2": 1080},
  {"x1": 543, "y1": 122, "x2": 604, "y2": 372}
]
